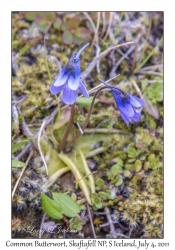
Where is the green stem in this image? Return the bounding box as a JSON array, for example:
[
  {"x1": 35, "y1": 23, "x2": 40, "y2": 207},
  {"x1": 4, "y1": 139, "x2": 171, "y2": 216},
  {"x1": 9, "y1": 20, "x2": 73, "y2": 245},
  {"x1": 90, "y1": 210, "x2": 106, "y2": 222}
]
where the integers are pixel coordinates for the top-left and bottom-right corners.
[
  {"x1": 134, "y1": 36, "x2": 163, "y2": 73},
  {"x1": 44, "y1": 38, "x2": 52, "y2": 83},
  {"x1": 138, "y1": 14, "x2": 153, "y2": 65},
  {"x1": 114, "y1": 12, "x2": 124, "y2": 37}
]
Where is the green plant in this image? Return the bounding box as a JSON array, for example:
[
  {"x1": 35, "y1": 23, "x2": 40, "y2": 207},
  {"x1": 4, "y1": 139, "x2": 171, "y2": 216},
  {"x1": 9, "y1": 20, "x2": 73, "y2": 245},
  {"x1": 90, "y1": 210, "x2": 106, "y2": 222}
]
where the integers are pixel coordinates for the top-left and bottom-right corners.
[
  {"x1": 41, "y1": 193, "x2": 81, "y2": 219},
  {"x1": 12, "y1": 160, "x2": 26, "y2": 168},
  {"x1": 127, "y1": 147, "x2": 141, "y2": 162},
  {"x1": 107, "y1": 164, "x2": 124, "y2": 186},
  {"x1": 12, "y1": 139, "x2": 29, "y2": 154},
  {"x1": 147, "y1": 154, "x2": 163, "y2": 169},
  {"x1": 12, "y1": 139, "x2": 30, "y2": 168},
  {"x1": 143, "y1": 81, "x2": 163, "y2": 105},
  {"x1": 25, "y1": 12, "x2": 61, "y2": 32},
  {"x1": 62, "y1": 17, "x2": 91, "y2": 45},
  {"x1": 69, "y1": 217, "x2": 86, "y2": 231},
  {"x1": 91, "y1": 193, "x2": 102, "y2": 209},
  {"x1": 95, "y1": 178, "x2": 105, "y2": 191}
]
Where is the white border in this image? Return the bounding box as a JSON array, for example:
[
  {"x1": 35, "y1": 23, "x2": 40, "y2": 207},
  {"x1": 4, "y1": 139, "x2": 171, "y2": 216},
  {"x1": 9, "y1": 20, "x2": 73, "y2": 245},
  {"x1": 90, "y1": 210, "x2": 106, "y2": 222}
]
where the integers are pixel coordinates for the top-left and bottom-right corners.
[{"x1": 1, "y1": 0, "x2": 174, "y2": 249}]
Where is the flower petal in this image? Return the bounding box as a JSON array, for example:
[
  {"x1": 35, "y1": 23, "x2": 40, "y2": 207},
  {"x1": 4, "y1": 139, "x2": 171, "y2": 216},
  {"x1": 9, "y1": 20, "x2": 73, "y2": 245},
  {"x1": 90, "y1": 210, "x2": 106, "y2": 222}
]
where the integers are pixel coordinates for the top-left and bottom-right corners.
[
  {"x1": 129, "y1": 95, "x2": 144, "y2": 108},
  {"x1": 74, "y1": 42, "x2": 90, "y2": 59},
  {"x1": 74, "y1": 60, "x2": 81, "y2": 77},
  {"x1": 79, "y1": 81, "x2": 89, "y2": 97},
  {"x1": 120, "y1": 111, "x2": 129, "y2": 125},
  {"x1": 68, "y1": 54, "x2": 82, "y2": 90},
  {"x1": 53, "y1": 67, "x2": 68, "y2": 87},
  {"x1": 68, "y1": 74, "x2": 80, "y2": 90},
  {"x1": 112, "y1": 92, "x2": 134, "y2": 117},
  {"x1": 131, "y1": 111, "x2": 141, "y2": 122},
  {"x1": 112, "y1": 88, "x2": 121, "y2": 95},
  {"x1": 62, "y1": 83, "x2": 78, "y2": 104},
  {"x1": 50, "y1": 79, "x2": 65, "y2": 94}
]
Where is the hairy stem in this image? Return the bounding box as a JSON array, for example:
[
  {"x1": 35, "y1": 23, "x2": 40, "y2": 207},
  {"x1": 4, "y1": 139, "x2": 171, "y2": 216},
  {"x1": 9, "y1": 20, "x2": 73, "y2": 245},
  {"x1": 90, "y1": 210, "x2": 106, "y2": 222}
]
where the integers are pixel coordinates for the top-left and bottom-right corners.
[{"x1": 60, "y1": 103, "x2": 76, "y2": 151}]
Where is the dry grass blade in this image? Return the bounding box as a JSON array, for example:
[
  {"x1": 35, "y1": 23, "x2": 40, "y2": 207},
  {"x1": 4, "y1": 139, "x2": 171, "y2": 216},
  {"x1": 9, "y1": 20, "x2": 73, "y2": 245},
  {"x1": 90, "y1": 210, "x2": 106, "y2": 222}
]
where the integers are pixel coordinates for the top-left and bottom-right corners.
[
  {"x1": 14, "y1": 142, "x2": 32, "y2": 161},
  {"x1": 131, "y1": 34, "x2": 142, "y2": 73},
  {"x1": 83, "y1": 12, "x2": 98, "y2": 49},
  {"x1": 139, "y1": 64, "x2": 163, "y2": 71},
  {"x1": 39, "y1": 213, "x2": 46, "y2": 238},
  {"x1": 12, "y1": 150, "x2": 35, "y2": 199},
  {"x1": 91, "y1": 12, "x2": 100, "y2": 49},
  {"x1": 103, "y1": 12, "x2": 114, "y2": 41},
  {"x1": 94, "y1": 44, "x2": 101, "y2": 73},
  {"x1": 137, "y1": 70, "x2": 163, "y2": 77},
  {"x1": 37, "y1": 119, "x2": 48, "y2": 175},
  {"x1": 101, "y1": 12, "x2": 106, "y2": 38},
  {"x1": 16, "y1": 105, "x2": 33, "y2": 138},
  {"x1": 87, "y1": 204, "x2": 96, "y2": 238},
  {"x1": 76, "y1": 122, "x2": 84, "y2": 134},
  {"x1": 82, "y1": 41, "x2": 135, "y2": 80},
  {"x1": 109, "y1": 44, "x2": 136, "y2": 78},
  {"x1": 50, "y1": 125, "x2": 59, "y2": 146},
  {"x1": 105, "y1": 207, "x2": 115, "y2": 235}
]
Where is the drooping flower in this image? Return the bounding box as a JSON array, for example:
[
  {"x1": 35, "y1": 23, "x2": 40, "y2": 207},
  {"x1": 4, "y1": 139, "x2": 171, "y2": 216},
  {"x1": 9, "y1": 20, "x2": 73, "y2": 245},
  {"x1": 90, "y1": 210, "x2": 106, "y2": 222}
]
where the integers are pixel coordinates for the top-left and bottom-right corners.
[
  {"x1": 98, "y1": 78, "x2": 144, "y2": 125},
  {"x1": 50, "y1": 43, "x2": 90, "y2": 105}
]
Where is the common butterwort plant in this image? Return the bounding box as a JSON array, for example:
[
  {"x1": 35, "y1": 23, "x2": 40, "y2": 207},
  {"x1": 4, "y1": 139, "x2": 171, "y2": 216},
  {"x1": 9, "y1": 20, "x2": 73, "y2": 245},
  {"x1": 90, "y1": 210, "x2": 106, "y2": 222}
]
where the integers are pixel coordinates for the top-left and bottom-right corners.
[
  {"x1": 50, "y1": 43, "x2": 90, "y2": 104},
  {"x1": 98, "y1": 78, "x2": 144, "y2": 125}
]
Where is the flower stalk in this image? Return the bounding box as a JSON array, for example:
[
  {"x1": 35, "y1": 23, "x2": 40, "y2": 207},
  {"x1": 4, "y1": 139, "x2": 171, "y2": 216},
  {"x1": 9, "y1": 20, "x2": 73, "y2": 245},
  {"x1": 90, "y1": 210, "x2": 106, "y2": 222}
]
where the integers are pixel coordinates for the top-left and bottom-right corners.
[
  {"x1": 66, "y1": 86, "x2": 108, "y2": 149},
  {"x1": 60, "y1": 103, "x2": 76, "y2": 151}
]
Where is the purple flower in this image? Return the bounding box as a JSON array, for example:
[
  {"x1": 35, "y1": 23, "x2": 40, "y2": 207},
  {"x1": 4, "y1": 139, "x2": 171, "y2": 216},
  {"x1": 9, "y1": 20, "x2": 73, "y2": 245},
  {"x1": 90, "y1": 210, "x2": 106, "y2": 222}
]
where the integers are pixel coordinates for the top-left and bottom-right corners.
[
  {"x1": 98, "y1": 79, "x2": 144, "y2": 125},
  {"x1": 50, "y1": 43, "x2": 90, "y2": 105}
]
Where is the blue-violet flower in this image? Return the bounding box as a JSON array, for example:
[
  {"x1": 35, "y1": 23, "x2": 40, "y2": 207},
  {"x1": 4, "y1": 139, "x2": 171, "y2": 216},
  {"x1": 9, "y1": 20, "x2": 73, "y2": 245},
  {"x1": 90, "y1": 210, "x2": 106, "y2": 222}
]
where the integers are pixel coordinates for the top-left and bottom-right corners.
[
  {"x1": 98, "y1": 78, "x2": 144, "y2": 125},
  {"x1": 50, "y1": 43, "x2": 90, "y2": 105}
]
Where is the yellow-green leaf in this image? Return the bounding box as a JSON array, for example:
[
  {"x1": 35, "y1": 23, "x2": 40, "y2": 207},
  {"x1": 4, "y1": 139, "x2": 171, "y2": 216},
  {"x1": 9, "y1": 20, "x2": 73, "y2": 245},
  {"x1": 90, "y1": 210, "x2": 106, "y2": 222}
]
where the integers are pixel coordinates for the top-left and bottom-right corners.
[
  {"x1": 76, "y1": 97, "x2": 98, "y2": 107},
  {"x1": 124, "y1": 170, "x2": 131, "y2": 177},
  {"x1": 115, "y1": 177, "x2": 123, "y2": 186},
  {"x1": 134, "y1": 159, "x2": 142, "y2": 172},
  {"x1": 12, "y1": 160, "x2": 26, "y2": 168},
  {"x1": 12, "y1": 140, "x2": 29, "y2": 154},
  {"x1": 58, "y1": 153, "x2": 92, "y2": 205},
  {"x1": 53, "y1": 193, "x2": 80, "y2": 218},
  {"x1": 41, "y1": 193, "x2": 63, "y2": 220}
]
